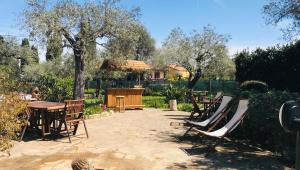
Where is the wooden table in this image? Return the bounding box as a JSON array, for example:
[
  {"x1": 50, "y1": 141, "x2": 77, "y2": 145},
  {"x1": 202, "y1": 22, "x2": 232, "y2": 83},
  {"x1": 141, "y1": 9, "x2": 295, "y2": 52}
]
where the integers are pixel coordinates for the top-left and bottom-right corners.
[
  {"x1": 105, "y1": 88, "x2": 144, "y2": 109},
  {"x1": 193, "y1": 91, "x2": 209, "y2": 102},
  {"x1": 199, "y1": 99, "x2": 212, "y2": 111},
  {"x1": 28, "y1": 101, "x2": 65, "y2": 139}
]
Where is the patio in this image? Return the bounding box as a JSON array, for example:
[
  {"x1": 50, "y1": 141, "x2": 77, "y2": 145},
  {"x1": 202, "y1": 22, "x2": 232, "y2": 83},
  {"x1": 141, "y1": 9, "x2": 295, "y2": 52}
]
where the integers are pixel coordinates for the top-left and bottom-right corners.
[{"x1": 0, "y1": 109, "x2": 290, "y2": 170}]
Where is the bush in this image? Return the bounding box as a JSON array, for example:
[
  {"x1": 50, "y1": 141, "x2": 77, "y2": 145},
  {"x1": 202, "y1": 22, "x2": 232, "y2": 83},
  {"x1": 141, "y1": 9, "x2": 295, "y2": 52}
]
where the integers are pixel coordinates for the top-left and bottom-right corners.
[
  {"x1": 142, "y1": 96, "x2": 167, "y2": 108},
  {"x1": 178, "y1": 103, "x2": 193, "y2": 112},
  {"x1": 84, "y1": 99, "x2": 102, "y2": 116},
  {"x1": 32, "y1": 75, "x2": 73, "y2": 102},
  {"x1": 85, "y1": 105, "x2": 101, "y2": 116},
  {"x1": 233, "y1": 90, "x2": 300, "y2": 160},
  {"x1": 0, "y1": 94, "x2": 28, "y2": 151},
  {"x1": 235, "y1": 42, "x2": 300, "y2": 92},
  {"x1": 160, "y1": 84, "x2": 185, "y2": 103},
  {"x1": 0, "y1": 70, "x2": 28, "y2": 151},
  {"x1": 240, "y1": 80, "x2": 268, "y2": 93}
]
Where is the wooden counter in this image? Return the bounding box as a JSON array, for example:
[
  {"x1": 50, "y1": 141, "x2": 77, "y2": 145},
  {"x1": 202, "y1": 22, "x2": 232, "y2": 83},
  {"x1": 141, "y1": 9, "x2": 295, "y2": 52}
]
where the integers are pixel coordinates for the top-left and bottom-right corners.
[{"x1": 105, "y1": 88, "x2": 144, "y2": 109}]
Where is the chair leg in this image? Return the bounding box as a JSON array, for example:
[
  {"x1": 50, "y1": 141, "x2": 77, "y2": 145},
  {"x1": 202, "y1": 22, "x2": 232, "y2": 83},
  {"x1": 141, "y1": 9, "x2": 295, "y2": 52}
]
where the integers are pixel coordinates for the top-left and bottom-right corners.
[
  {"x1": 73, "y1": 122, "x2": 79, "y2": 135},
  {"x1": 64, "y1": 122, "x2": 71, "y2": 143},
  {"x1": 183, "y1": 125, "x2": 194, "y2": 137},
  {"x1": 19, "y1": 124, "x2": 27, "y2": 141},
  {"x1": 82, "y1": 119, "x2": 89, "y2": 138},
  {"x1": 205, "y1": 138, "x2": 223, "y2": 157}
]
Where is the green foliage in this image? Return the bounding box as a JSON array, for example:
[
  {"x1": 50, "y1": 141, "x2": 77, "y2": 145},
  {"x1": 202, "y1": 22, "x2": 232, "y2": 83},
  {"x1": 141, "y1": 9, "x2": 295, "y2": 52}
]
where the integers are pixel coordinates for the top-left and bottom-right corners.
[
  {"x1": 85, "y1": 105, "x2": 101, "y2": 116},
  {"x1": 0, "y1": 94, "x2": 27, "y2": 151},
  {"x1": 234, "y1": 90, "x2": 300, "y2": 160},
  {"x1": 23, "y1": 0, "x2": 141, "y2": 98},
  {"x1": 32, "y1": 75, "x2": 73, "y2": 102},
  {"x1": 160, "y1": 84, "x2": 185, "y2": 102},
  {"x1": 234, "y1": 41, "x2": 300, "y2": 92},
  {"x1": 30, "y1": 45, "x2": 39, "y2": 63},
  {"x1": 177, "y1": 103, "x2": 194, "y2": 112},
  {"x1": 0, "y1": 71, "x2": 28, "y2": 151},
  {"x1": 84, "y1": 99, "x2": 102, "y2": 116},
  {"x1": 142, "y1": 96, "x2": 167, "y2": 108},
  {"x1": 23, "y1": 57, "x2": 74, "y2": 101},
  {"x1": 240, "y1": 80, "x2": 268, "y2": 93},
  {"x1": 107, "y1": 24, "x2": 155, "y2": 61},
  {"x1": 263, "y1": 0, "x2": 300, "y2": 41},
  {"x1": 84, "y1": 98, "x2": 100, "y2": 108},
  {"x1": 85, "y1": 89, "x2": 96, "y2": 94},
  {"x1": 161, "y1": 26, "x2": 230, "y2": 79},
  {"x1": 46, "y1": 31, "x2": 62, "y2": 61}
]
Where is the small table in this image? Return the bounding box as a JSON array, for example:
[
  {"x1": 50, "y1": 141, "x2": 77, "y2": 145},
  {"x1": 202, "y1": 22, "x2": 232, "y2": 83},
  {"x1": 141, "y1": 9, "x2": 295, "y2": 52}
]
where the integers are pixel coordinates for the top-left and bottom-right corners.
[
  {"x1": 199, "y1": 99, "x2": 212, "y2": 111},
  {"x1": 28, "y1": 101, "x2": 65, "y2": 139}
]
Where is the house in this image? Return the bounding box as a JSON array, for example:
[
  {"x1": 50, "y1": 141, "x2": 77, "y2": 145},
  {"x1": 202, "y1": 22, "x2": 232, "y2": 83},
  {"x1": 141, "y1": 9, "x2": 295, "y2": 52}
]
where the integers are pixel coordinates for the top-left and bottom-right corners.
[
  {"x1": 100, "y1": 59, "x2": 151, "y2": 72},
  {"x1": 168, "y1": 64, "x2": 189, "y2": 79},
  {"x1": 149, "y1": 64, "x2": 189, "y2": 80}
]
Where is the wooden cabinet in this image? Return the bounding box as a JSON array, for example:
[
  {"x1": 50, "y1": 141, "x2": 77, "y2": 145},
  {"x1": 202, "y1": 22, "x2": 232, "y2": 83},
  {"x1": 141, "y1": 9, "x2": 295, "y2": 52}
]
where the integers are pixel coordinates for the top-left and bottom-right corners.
[{"x1": 105, "y1": 88, "x2": 144, "y2": 109}]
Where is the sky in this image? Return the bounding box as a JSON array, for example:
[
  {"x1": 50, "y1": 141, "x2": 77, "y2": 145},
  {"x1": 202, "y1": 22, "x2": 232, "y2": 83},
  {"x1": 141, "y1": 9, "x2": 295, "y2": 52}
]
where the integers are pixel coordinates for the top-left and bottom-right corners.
[{"x1": 0, "y1": 0, "x2": 288, "y2": 61}]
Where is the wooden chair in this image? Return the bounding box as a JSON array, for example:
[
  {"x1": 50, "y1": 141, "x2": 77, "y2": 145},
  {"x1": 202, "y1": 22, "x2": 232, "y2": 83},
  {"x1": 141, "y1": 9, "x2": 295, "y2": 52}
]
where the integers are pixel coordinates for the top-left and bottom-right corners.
[
  {"x1": 188, "y1": 92, "x2": 223, "y2": 120},
  {"x1": 57, "y1": 100, "x2": 88, "y2": 143},
  {"x1": 183, "y1": 96, "x2": 233, "y2": 136},
  {"x1": 18, "y1": 108, "x2": 31, "y2": 141},
  {"x1": 193, "y1": 100, "x2": 249, "y2": 156}
]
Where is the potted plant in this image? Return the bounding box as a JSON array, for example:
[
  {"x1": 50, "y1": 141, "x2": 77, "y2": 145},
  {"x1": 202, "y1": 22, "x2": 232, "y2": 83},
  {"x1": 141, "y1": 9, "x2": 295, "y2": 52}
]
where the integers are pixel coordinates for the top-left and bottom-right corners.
[{"x1": 161, "y1": 84, "x2": 183, "y2": 111}]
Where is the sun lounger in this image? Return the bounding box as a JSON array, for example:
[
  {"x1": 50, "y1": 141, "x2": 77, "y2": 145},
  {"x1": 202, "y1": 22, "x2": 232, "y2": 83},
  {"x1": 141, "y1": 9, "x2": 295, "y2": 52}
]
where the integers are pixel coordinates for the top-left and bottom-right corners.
[
  {"x1": 183, "y1": 96, "x2": 233, "y2": 136},
  {"x1": 189, "y1": 91, "x2": 223, "y2": 120},
  {"x1": 193, "y1": 100, "x2": 249, "y2": 155}
]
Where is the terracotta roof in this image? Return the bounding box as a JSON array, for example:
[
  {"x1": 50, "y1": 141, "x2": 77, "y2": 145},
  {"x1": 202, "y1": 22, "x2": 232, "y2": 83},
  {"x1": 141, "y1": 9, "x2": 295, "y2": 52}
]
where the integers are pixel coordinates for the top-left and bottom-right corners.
[
  {"x1": 168, "y1": 64, "x2": 188, "y2": 72},
  {"x1": 100, "y1": 59, "x2": 151, "y2": 72}
]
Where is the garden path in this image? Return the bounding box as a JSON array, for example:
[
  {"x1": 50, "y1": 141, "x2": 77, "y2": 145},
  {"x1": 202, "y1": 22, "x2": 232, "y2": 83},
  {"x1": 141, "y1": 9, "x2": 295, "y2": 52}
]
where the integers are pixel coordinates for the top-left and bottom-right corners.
[{"x1": 0, "y1": 108, "x2": 292, "y2": 169}]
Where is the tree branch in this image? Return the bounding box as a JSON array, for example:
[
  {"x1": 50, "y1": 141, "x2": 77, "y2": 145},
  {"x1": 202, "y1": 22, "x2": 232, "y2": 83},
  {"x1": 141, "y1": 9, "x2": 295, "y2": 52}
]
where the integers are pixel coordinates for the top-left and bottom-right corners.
[{"x1": 61, "y1": 28, "x2": 75, "y2": 46}]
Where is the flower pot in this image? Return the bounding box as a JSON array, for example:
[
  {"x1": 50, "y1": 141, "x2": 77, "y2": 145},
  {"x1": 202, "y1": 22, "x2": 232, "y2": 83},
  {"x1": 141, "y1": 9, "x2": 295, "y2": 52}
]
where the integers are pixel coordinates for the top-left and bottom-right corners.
[{"x1": 169, "y1": 99, "x2": 177, "y2": 111}]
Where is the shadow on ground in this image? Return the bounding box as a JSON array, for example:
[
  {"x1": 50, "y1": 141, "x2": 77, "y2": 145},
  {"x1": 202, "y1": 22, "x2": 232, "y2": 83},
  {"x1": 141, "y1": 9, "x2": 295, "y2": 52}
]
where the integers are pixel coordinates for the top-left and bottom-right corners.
[{"x1": 162, "y1": 112, "x2": 293, "y2": 169}]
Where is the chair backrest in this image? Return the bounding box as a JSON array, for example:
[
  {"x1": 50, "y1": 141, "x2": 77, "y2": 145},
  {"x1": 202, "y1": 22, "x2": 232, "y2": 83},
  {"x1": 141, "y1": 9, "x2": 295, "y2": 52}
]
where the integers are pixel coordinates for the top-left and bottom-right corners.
[
  {"x1": 64, "y1": 100, "x2": 84, "y2": 121},
  {"x1": 206, "y1": 100, "x2": 248, "y2": 137},
  {"x1": 226, "y1": 100, "x2": 249, "y2": 133},
  {"x1": 214, "y1": 92, "x2": 223, "y2": 100},
  {"x1": 209, "y1": 96, "x2": 232, "y2": 124}
]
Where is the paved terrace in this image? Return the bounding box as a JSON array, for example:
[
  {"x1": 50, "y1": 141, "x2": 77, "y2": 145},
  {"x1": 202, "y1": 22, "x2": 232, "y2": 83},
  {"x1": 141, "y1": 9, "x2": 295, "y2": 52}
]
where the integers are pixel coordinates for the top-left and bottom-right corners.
[{"x1": 0, "y1": 109, "x2": 292, "y2": 170}]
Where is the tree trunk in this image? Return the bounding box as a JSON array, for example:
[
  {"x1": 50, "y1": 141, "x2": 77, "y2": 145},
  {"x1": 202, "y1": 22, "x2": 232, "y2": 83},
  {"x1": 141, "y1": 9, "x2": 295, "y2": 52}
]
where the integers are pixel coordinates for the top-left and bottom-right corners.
[
  {"x1": 73, "y1": 48, "x2": 85, "y2": 99},
  {"x1": 187, "y1": 69, "x2": 202, "y2": 113},
  {"x1": 95, "y1": 79, "x2": 101, "y2": 98}
]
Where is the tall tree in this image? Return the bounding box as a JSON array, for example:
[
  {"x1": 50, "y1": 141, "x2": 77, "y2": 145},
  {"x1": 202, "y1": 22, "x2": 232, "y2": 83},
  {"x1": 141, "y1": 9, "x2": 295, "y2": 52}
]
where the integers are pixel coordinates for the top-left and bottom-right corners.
[
  {"x1": 23, "y1": 0, "x2": 140, "y2": 99},
  {"x1": 162, "y1": 26, "x2": 230, "y2": 112},
  {"x1": 31, "y1": 45, "x2": 39, "y2": 63},
  {"x1": 263, "y1": 0, "x2": 300, "y2": 40},
  {"x1": 20, "y1": 38, "x2": 30, "y2": 70},
  {"x1": 107, "y1": 24, "x2": 155, "y2": 61},
  {"x1": 46, "y1": 31, "x2": 63, "y2": 61}
]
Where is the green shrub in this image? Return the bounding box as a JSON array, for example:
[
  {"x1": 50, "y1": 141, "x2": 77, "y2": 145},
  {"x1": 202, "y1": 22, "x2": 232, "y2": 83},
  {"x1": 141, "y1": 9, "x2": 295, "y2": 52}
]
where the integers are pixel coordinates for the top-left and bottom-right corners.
[
  {"x1": 160, "y1": 84, "x2": 185, "y2": 103},
  {"x1": 84, "y1": 98, "x2": 101, "y2": 107},
  {"x1": 84, "y1": 99, "x2": 103, "y2": 116},
  {"x1": 85, "y1": 88, "x2": 96, "y2": 94},
  {"x1": 142, "y1": 96, "x2": 167, "y2": 108},
  {"x1": 178, "y1": 103, "x2": 193, "y2": 112},
  {"x1": 233, "y1": 90, "x2": 300, "y2": 160},
  {"x1": 240, "y1": 80, "x2": 268, "y2": 93},
  {"x1": 33, "y1": 75, "x2": 73, "y2": 102},
  {"x1": 85, "y1": 105, "x2": 101, "y2": 116},
  {"x1": 0, "y1": 71, "x2": 28, "y2": 151}
]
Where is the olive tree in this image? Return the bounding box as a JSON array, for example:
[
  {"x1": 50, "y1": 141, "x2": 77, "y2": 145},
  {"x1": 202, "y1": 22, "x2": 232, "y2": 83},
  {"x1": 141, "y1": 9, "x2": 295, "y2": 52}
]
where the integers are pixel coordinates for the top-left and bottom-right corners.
[
  {"x1": 162, "y1": 26, "x2": 230, "y2": 112},
  {"x1": 22, "y1": 0, "x2": 140, "y2": 99},
  {"x1": 107, "y1": 24, "x2": 155, "y2": 61},
  {"x1": 263, "y1": 0, "x2": 300, "y2": 40}
]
